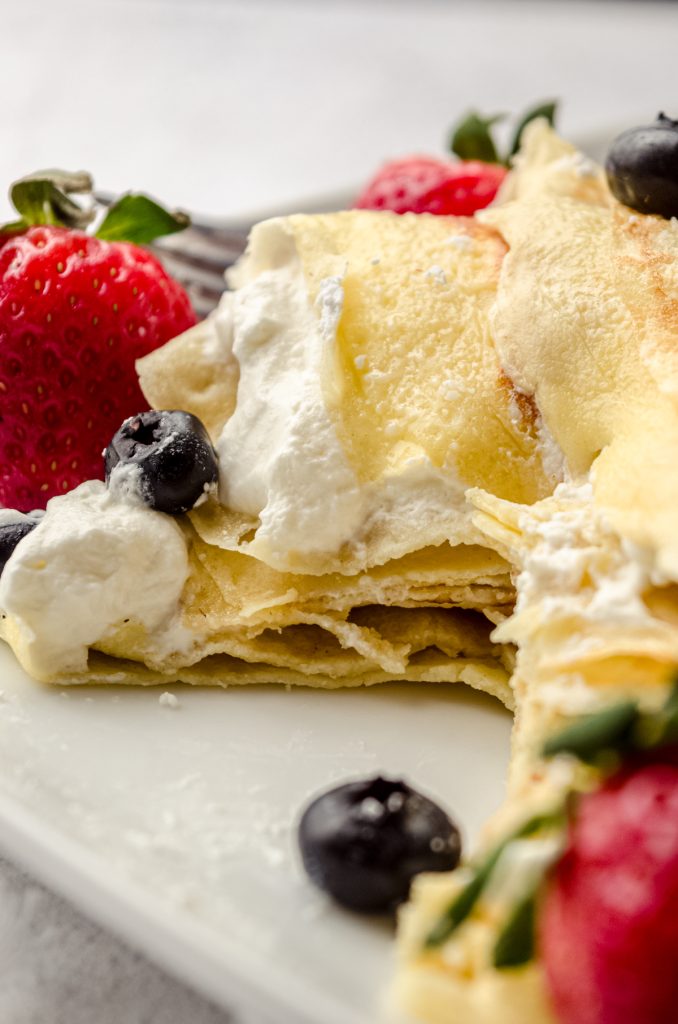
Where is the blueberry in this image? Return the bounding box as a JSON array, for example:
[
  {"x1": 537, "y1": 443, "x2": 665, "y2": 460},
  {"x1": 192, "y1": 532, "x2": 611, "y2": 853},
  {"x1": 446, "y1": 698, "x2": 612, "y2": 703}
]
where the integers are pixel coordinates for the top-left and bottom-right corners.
[
  {"x1": 104, "y1": 410, "x2": 218, "y2": 516},
  {"x1": 298, "y1": 775, "x2": 462, "y2": 913},
  {"x1": 0, "y1": 513, "x2": 42, "y2": 577},
  {"x1": 605, "y1": 113, "x2": 678, "y2": 219}
]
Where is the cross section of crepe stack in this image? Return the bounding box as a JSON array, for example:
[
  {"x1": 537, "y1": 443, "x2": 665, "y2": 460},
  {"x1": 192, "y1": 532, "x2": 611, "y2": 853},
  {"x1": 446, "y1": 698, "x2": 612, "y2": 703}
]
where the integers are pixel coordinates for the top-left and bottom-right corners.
[
  {"x1": 0, "y1": 134, "x2": 565, "y2": 699},
  {"x1": 1, "y1": 122, "x2": 678, "y2": 1024}
]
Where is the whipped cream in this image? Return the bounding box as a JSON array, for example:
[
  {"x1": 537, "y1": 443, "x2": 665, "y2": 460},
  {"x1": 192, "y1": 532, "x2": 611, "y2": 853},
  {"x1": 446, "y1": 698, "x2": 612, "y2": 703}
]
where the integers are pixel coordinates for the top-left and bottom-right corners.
[
  {"x1": 535, "y1": 416, "x2": 568, "y2": 484},
  {"x1": 216, "y1": 227, "x2": 364, "y2": 560},
  {"x1": 0, "y1": 481, "x2": 189, "y2": 678},
  {"x1": 492, "y1": 480, "x2": 664, "y2": 665},
  {"x1": 515, "y1": 481, "x2": 652, "y2": 626},
  {"x1": 212, "y1": 218, "x2": 478, "y2": 569}
]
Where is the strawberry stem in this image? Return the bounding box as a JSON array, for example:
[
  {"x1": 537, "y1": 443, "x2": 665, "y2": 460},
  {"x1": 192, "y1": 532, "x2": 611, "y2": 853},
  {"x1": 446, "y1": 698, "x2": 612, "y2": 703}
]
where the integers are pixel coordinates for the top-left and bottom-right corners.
[
  {"x1": 449, "y1": 100, "x2": 559, "y2": 167},
  {"x1": 5, "y1": 170, "x2": 95, "y2": 235},
  {"x1": 1, "y1": 170, "x2": 190, "y2": 243}
]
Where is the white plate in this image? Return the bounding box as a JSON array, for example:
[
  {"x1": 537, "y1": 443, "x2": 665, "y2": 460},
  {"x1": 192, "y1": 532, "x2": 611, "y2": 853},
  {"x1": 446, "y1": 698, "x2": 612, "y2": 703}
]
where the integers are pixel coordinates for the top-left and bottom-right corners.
[{"x1": 0, "y1": 645, "x2": 511, "y2": 1023}]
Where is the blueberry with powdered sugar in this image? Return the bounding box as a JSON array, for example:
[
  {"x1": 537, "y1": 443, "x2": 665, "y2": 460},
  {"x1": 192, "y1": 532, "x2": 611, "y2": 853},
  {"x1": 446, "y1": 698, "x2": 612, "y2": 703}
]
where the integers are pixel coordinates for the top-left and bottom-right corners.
[
  {"x1": 298, "y1": 775, "x2": 462, "y2": 913},
  {"x1": 104, "y1": 410, "x2": 218, "y2": 516}
]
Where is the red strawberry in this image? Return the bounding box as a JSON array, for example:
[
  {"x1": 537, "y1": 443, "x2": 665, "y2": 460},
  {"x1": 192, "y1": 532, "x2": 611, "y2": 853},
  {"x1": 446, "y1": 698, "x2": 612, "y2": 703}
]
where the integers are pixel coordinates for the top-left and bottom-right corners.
[
  {"x1": 540, "y1": 754, "x2": 678, "y2": 1024},
  {"x1": 354, "y1": 101, "x2": 561, "y2": 217},
  {"x1": 354, "y1": 156, "x2": 506, "y2": 217},
  {"x1": 0, "y1": 174, "x2": 196, "y2": 511}
]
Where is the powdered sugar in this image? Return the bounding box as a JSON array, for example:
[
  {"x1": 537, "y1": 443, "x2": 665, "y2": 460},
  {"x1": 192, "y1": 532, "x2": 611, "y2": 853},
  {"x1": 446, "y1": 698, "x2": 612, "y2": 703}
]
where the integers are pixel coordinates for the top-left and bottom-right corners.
[{"x1": 159, "y1": 692, "x2": 181, "y2": 710}]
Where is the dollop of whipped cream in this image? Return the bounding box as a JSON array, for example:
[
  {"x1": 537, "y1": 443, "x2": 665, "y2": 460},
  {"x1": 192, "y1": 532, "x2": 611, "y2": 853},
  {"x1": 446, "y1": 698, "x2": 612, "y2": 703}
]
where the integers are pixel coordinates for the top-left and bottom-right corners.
[
  {"x1": 216, "y1": 222, "x2": 364, "y2": 560},
  {"x1": 211, "y1": 219, "x2": 475, "y2": 569},
  {"x1": 0, "y1": 481, "x2": 189, "y2": 678},
  {"x1": 490, "y1": 479, "x2": 667, "y2": 671},
  {"x1": 514, "y1": 481, "x2": 653, "y2": 626}
]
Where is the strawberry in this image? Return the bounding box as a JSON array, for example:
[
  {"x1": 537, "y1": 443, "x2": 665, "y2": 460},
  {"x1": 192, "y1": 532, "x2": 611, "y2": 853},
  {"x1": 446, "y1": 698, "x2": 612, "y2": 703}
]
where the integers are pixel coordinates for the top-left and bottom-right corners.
[
  {"x1": 354, "y1": 156, "x2": 506, "y2": 216},
  {"x1": 540, "y1": 754, "x2": 678, "y2": 1024},
  {"x1": 0, "y1": 172, "x2": 196, "y2": 511},
  {"x1": 354, "y1": 101, "x2": 559, "y2": 218}
]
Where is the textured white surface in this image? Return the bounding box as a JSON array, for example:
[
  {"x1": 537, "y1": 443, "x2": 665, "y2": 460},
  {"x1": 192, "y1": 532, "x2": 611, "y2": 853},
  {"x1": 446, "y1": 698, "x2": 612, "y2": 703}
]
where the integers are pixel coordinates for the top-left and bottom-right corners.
[
  {"x1": 0, "y1": 856, "x2": 230, "y2": 1024},
  {"x1": 0, "y1": 646, "x2": 511, "y2": 1024},
  {"x1": 1, "y1": 1, "x2": 677, "y2": 1021}
]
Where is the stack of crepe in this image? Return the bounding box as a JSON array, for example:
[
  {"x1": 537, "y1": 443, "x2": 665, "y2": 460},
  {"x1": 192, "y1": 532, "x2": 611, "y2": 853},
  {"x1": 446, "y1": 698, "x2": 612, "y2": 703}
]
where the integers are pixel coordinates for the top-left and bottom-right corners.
[{"x1": 2, "y1": 165, "x2": 565, "y2": 698}]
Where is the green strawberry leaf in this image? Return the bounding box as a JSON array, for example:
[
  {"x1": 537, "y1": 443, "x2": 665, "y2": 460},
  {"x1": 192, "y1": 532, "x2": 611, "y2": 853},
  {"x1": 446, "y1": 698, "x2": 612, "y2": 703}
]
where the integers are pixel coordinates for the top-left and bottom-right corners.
[
  {"x1": 509, "y1": 100, "x2": 558, "y2": 157},
  {"x1": 0, "y1": 218, "x2": 29, "y2": 239},
  {"x1": 542, "y1": 700, "x2": 638, "y2": 764},
  {"x1": 424, "y1": 852, "x2": 495, "y2": 948},
  {"x1": 449, "y1": 111, "x2": 505, "y2": 164},
  {"x1": 424, "y1": 809, "x2": 564, "y2": 949},
  {"x1": 492, "y1": 888, "x2": 537, "y2": 969},
  {"x1": 633, "y1": 679, "x2": 678, "y2": 750},
  {"x1": 9, "y1": 170, "x2": 95, "y2": 230},
  {"x1": 96, "y1": 194, "x2": 190, "y2": 244},
  {"x1": 426, "y1": 680, "x2": 678, "y2": 967},
  {"x1": 543, "y1": 680, "x2": 678, "y2": 766}
]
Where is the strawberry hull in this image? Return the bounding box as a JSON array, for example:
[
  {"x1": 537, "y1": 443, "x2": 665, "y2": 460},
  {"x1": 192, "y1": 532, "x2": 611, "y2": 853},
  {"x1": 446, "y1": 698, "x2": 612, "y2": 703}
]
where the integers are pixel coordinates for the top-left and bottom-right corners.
[{"x1": 540, "y1": 758, "x2": 678, "y2": 1024}]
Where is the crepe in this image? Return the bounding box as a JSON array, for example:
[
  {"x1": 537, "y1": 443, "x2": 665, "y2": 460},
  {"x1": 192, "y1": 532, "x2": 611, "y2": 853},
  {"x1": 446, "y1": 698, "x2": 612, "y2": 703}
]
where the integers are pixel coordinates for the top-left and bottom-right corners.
[
  {"x1": 483, "y1": 135, "x2": 678, "y2": 579},
  {"x1": 87, "y1": 533, "x2": 516, "y2": 704},
  {"x1": 140, "y1": 208, "x2": 560, "y2": 576},
  {"x1": 393, "y1": 123, "x2": 678, "y2": 1024},
  {"x1": 394, "y1": 485, "x2": 678, "y2": 1024}
]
